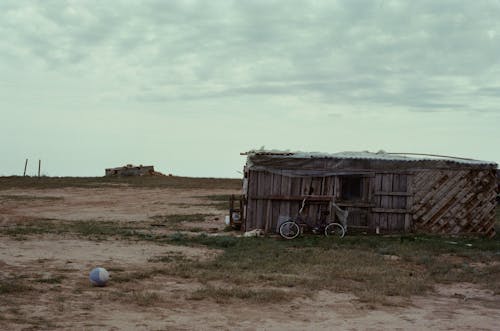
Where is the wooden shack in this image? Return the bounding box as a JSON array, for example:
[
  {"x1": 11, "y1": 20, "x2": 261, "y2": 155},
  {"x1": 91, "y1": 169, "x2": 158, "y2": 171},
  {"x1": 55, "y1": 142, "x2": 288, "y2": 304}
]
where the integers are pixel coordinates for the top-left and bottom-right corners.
[{"x1": 242, "y1": 150, "x2": 498, "y2": 237}]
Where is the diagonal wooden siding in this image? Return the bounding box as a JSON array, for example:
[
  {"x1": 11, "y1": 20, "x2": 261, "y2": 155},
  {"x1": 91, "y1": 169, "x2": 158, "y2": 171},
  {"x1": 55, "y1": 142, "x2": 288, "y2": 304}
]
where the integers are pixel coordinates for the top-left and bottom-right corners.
[{"x1": 411, "y1": 169, "x2": 497, "y2": 237}]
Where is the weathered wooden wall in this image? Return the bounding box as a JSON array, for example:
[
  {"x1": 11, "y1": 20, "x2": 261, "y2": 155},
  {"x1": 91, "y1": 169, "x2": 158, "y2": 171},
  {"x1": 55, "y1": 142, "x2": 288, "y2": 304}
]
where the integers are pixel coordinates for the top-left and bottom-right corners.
[
  {"x1": 411, "y1": 169, "x2": 497, "y2": 237},
  {"x1": 370, "y1": 173, "x2": 411, "y2": 233},
  {"x1": 245, "y1": 170, "x2": 336, "y2": 232},
  {"x1": 244, "y1": 170, "x2": 413, "y2": 234},
  {"x1": 244, "y1": 167, "x2": 497, "y2": 237}
]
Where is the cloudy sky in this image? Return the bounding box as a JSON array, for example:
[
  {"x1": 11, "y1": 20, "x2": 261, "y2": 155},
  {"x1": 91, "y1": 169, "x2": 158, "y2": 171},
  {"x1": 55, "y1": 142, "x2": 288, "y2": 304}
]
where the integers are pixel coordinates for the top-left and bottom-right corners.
[{"x1": 1, "y1": 0, "x2": 499, "y2": 177}]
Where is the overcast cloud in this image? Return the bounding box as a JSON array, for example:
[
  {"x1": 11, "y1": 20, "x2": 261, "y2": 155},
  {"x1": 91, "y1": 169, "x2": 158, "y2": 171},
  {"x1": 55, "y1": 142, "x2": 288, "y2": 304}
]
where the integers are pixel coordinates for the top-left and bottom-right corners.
[{"x1": 1, "y1": 0, "x2": 499, "y2": 176}]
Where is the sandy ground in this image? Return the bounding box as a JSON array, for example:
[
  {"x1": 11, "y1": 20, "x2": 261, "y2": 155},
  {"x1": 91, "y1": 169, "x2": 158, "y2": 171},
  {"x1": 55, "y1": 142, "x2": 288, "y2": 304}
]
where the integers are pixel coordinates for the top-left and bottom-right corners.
[
  {"x1": 0, "y1": 187, "x2": 235, "y2": 223},
  {"x1": 1, "y1": 187, "x2": 499, "y2": 330}
]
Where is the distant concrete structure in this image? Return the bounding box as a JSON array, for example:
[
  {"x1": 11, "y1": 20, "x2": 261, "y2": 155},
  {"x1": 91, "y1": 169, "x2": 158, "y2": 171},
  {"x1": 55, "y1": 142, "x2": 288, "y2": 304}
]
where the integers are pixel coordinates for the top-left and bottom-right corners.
[{"x1": 105, "y1": 164, "x2": 155, "y2": 177}]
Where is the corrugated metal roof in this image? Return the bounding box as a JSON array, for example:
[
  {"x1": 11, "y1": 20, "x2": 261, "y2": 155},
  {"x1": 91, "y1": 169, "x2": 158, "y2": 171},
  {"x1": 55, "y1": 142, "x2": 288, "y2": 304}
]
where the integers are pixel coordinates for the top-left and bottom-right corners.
[{"x1": 243, "y1": 150, "x2": 497, "y2": 166}]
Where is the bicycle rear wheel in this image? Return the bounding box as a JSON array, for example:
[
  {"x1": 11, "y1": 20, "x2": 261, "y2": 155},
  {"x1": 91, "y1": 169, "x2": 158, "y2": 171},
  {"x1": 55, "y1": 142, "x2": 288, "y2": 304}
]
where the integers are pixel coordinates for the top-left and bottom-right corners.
[
  {"x1": 279, "y1": 221, "x2": 300, "y2": 240},
  {"x1": 324, "y1": 222, "x2": 345, "y2": 238}
]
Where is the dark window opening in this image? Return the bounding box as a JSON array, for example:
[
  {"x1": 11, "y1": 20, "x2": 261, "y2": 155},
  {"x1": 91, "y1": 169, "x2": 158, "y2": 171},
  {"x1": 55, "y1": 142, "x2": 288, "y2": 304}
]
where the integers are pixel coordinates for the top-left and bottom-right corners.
[{"x1": 340, "y1": 176, "x2": 363, "y2": 200}]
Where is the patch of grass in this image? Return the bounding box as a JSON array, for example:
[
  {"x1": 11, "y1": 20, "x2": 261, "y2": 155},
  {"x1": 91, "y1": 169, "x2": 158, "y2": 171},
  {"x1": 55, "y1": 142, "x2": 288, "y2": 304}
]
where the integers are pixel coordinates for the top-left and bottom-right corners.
[
  {"x1": 0, "y1": 219, "x2": 142, "y2": 240},
  {"x1": 130, "y1": 291, "x2": 163, "y2": 306},
  {"x1": 0, "y1": 176, "x2": 241, "y2": 190},
  {"x1": 110, "y1": 290, "x2": 163, "y2": 307},
  {"x1": 189, "y1": 286, "x2": 290, "y2": 303},
  {"x1": 174, "y1": 195, "x2": 233, "y2": 211},
  {"x1": 2, "y1": 214, "x2": 498, "y2": 306},
  {"x1": 162, "y1": 233, "x2": 500, "y2": 306},
  {"x1": 0, "y1": 278, "x2": 33, "y2": 295},
  {"x1": 112, "y1": 269, "x2": 167, "y2": 283},
  {"x1": 185, "y1": 227, "x2": 205, "y2": 233},
  {"x1": 201, "y1": 194, "x2": 232, "y2": 211},
  {"x1": 150, "y1": 214, "x2": 212, "y2": 225},
  {"x1": 0, "y1": 194, "x2": 63, "y2": 201},
  {"x1": 148, "y1": 252, "x2": 189, "y2": 263},
  {"x1": 36, "y1": 275, "x2": 66, "y2": 284},
  {"x1": 1, "y1": 314, "x2": 57, "y2": 329}
]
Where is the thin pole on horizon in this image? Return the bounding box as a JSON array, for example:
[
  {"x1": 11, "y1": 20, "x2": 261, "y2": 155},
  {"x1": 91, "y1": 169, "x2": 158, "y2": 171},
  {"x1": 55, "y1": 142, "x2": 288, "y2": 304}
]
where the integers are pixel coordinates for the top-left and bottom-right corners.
[
  {"x1": 38, "y1": 160, "x2": 41, "y2": 178},
  {"x1": 23, "y1": 159, "x2": 28, "y2": 177}
]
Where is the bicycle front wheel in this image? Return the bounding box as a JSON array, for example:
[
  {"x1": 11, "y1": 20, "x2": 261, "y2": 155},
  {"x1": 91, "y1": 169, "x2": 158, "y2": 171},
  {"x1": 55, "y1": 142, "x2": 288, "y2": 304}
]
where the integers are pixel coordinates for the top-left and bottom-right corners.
[
  {"x1": 324, "y1": 222, "x2": 345, "y2": 238},
  {"x1": 279, "y1": 221, "x2": 300, "y2": 240}
]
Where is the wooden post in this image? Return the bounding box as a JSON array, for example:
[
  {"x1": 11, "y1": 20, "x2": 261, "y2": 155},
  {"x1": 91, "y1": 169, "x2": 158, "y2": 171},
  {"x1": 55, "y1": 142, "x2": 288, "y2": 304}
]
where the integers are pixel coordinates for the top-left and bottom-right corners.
[
  {"x1": 264, "y1": 200, "x2": 272, "y2": 234},
  {"x1": 23, "y1": 159, "x2": 28, "y2": 177},
  {"x1": 38, "y1": 160, "x2": 41, "y2": 178}
]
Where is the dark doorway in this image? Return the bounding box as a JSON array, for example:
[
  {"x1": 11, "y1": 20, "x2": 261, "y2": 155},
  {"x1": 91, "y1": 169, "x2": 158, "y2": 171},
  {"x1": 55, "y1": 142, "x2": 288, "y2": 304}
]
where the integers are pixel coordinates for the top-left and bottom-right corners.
[{"x1": 340, "y1": 176, "x2": 363, "y2": 200}]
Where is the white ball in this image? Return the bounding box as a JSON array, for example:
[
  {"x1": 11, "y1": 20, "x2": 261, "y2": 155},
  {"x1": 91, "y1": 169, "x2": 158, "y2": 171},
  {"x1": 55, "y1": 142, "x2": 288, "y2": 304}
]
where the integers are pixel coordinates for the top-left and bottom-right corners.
[{"x1": 89, "y1": 267, "x2": 109, "y2": 287}]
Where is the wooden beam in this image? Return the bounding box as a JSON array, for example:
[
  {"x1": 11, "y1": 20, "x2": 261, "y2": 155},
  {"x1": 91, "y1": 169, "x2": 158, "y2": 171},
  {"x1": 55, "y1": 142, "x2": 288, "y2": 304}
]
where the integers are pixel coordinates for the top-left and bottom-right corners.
[
  {"x1": 336, "y1": 201, "x2": 375, "y2": 208},
  {"x1": 372, "y1": 208, "x2": 408, "y2": 214},
  {"x1": 253, "y1": 195, "x2": 335, "y2": 201},
  {"x1": 374, "y1": 191, "x2": 413, "y2": 196}
]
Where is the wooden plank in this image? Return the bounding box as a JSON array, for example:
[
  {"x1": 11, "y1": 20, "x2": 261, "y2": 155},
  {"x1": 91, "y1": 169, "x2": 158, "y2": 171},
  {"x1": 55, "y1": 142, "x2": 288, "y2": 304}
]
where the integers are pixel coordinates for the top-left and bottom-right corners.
[
  {"x1": 334, "y1": 176, "x2": 340, "y2": 199},
  {"x1": 413, "y1": 170, "x2": 485, "y2": 234},
  {"x1": 301, "y1": 177, "x2": 313, "y2": 195},
  {"x1": 323, "y1": 176, "x2": 335, "y2": 196},
  {"x1": 413, "y1": 170, "x2": 444, "y2": 202},
  {"x1": 374, "y1": 191, "x2": 413, "y2": 196},
  {"x1": 289, "y1": 177, "x2": 302, "y2": 219},
  {"x1": 415, "y1": 171, "x2": 466, "y2": 221},
  {"x1": 297, "y1": 177, "x2": 312, "y2": 222},
  {"x1": 254, "y1": 171, "x2": 263, "y2": 230},
  {"x1": 255, "y1": 171, "x2": 268, "y2": 229},
  {"x1": 262, "y1": 172, "x2": 273, "y2": 229},
  {"x1": 380, "y1": 213, "x2": 388, "y2": 232},
  {"x1": 270, "y1": 173, "x2": 282, "y2": 231},
  {"x1": 389, "y1": 174, "x2": 402, "y2": 230},
  {"x1": 367, "y1": 175, "x2": 376, "y2": 231},
  {"x1": 253, "y1": 195, "x2": 335, "y2": 201},
  {"x1": 421, "y1": 179, "x2": 468, "y2": 224},
  {"x1": 372, "y1": 208, "x2": 408, "y2": 214},
  {"x1": 413, "y1": 171, "x2": 466, "y2": 219},
  {"x1": 381, "y1": 174, "x2": 392, "y2": 209},
  {"x1": 368, "y1": 175, "x2": 375, "y2": 203},
  {"x1": 404, "y1": 174, "x2": 414, "y2": 232},
  {"x1": 373, "y1": 174, "x2": 383, "y2": 231},
  {"x1": 362, "y1": 176, "x2": 370, "y2": 201},
  {"x1": 394, "y1": 174, "x2": 407, "y2": 210},
  {"x1": 264, "y1": 199, "x2": 272, "y2": 233},
  {"x1": 280, "y1": 175, "x2": 291, "y2": 219},
  {"x1": 415, "y1": 171, "x2": 461, "y2": 210},
  {"x1": 308, "y1": 177, "x2": 323, "y2": 225},
  {"x1": 336, "y1": 201, "x2": 375, "y2": 207},
  {"x1": 246, "y1": 170, "x2": 259, "y2": 230}
]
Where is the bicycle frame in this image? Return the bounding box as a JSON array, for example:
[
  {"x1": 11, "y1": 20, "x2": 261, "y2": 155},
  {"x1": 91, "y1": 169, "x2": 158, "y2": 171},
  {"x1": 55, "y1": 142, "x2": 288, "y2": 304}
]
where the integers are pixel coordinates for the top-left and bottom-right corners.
[{"x1": 293, "y1": 197, "x2": 348, "y2": 233}]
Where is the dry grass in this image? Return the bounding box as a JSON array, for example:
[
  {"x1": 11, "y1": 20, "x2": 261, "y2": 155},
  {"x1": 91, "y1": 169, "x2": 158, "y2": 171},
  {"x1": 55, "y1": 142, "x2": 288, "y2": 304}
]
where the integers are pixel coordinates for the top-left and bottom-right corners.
[
  {"x1": 0, "y1": 194, "x2": 63, "y2": 201},
  {"x1": 0, "y1": 216, "x2": 211, "y2": 240},
  {"x1": 1, "y1": 196, "x2": 498, "y2": 312},
  {"x1": 110, "y1": 290, "x2": 164, "y2": 307},
  {"x1": 189, "y1": 286, "x2": 290, "y2": 303},
  {"x1": 0, "y1": 176, "x2": 241, "y2": 190},
  {"x1": 2, "y1": 213, "x2": 499, "y2": 306},
  {"x1": 150, "y1": 213, "x2": 213, "y2": 225},
  {"x1": 165, "y1": 237, "x2": 428, "y2": 305},
  {"x1": 0, "y1": 278, "x2": 33, "y2": 295},
  {"x1": 198, "y1": 194, "x2": 233, "y2": 211},
  {"x1": 161, "y1": 230, "x2": 500, "y2": 305}
]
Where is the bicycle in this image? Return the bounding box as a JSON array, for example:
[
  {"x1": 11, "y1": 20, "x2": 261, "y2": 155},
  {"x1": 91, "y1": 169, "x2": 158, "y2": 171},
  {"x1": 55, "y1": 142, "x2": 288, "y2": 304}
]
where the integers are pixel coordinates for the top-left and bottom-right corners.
[{"x1": 278, "y1": 198, "x2": 348, "y2": 240}]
